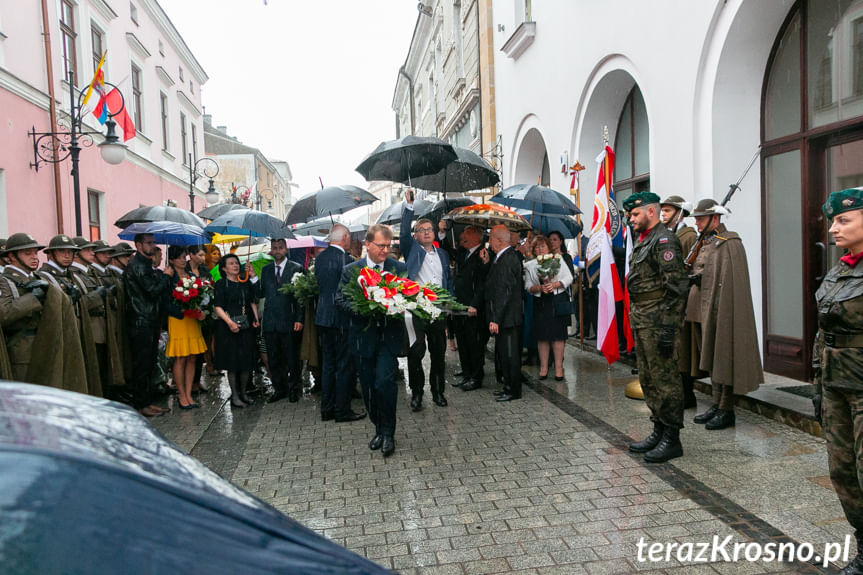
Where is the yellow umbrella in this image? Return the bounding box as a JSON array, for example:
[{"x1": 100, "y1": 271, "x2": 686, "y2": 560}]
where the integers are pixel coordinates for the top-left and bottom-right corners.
[{"x1": 210, "y1": 233, "x2": 249, "y2": 245}]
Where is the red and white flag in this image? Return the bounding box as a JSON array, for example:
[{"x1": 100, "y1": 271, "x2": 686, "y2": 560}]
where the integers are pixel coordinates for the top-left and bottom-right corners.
[{"x1": 622, "y1": 226, "x2": 634, "y2": 353}]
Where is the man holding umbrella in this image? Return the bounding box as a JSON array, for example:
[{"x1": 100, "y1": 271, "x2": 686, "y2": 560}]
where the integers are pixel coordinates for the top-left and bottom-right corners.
[{"x1": 401, "y1": 191, "x2": 454, "y2": 411}]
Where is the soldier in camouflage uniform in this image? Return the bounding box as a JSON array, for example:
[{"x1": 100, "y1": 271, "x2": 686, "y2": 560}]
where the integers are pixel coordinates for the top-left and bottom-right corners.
[
  {"x1": 813, "y1": 188, "x2": 863, "y2": 575},
  {"x1": 622, "y1": 192, "x2": 688, "y2": 462}
]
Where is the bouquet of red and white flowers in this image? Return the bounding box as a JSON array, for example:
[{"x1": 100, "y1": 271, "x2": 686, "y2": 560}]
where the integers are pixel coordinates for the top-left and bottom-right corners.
[
  {"x1": 172, "y1": 276, "x2": 214, "y2": 319},
  {"x1": 343, "y1": 266, "x2": 463, "y2": 321}
]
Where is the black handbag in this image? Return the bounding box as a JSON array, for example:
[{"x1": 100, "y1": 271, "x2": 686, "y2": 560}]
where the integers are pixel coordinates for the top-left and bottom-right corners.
[
  {"x1": 553, "y1": 291, "x2": 573, "y2": 317},
  {"x1": 230, "y1": 282, "x2": 251, "y2": 330}
]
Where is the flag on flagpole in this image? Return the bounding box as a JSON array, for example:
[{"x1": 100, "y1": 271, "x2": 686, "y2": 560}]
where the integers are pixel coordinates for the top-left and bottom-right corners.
[
  {"x1": 82, "y1": 51, "x2": 107, "y2": 106},
  {"x1": 622, "y1": 225, "x2": 634, "y2": 353},
  {"x1": 93, "y1": 88, "x2": 135, "y2": 140},
  {"x1": 596, "y1": 229, "x2": 623, "y2": 364},
  {"x1": 586, "y1": 145, "x2": 622, "y2": 286}
]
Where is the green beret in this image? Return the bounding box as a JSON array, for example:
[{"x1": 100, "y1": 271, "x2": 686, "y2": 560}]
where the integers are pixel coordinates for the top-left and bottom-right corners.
[
  {"x1": 622, "y1": 191, "x2": 661, "y2": 212},
  {"x1": 823, "y1": 188, "x2": 863, "y2": 218}
]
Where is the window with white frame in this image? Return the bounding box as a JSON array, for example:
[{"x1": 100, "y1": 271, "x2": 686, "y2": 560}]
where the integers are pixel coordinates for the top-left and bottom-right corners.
[
  {"x1": 90, "y1": 24, "x2": 103, "y2": 73},
  {"x1": 160, "y1": 92, "x2": 169, "y2": 151},
  {"x1": 180, "y1": 112, "x2": 188, "y2": 163},
  {"x1": 60, "y1": 0, "x2": 78, "y2": 85},
  {"x1": 130, "y1": 2, "x2": 138, "y2": 25},
  {"x1": 131, "y1": 64, "x2": 143, "y2": 131}
]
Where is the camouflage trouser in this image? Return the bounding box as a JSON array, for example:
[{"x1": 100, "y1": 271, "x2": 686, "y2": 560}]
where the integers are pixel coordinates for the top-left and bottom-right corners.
[
  {"x1": 634, "y1": 327, "x2": 684, "y2": 429},
  {"x1": 823, "y1": 385, "x2": 863, "y2": 531}
]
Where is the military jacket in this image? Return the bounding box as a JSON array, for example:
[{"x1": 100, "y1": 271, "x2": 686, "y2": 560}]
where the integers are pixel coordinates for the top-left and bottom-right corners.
[
  {"x1": 0, "y1": 267, "x2": 43, "y2": 376},
  {"x1": 38, "y1": 262, "x2": 77, "y2": 295},
  {"x1": 70, "y1": 262, "x2": 106, "y2": 344},
  {"x1": 814, "y1": 258, "x2": 863, "y2": 391},
  {"x1": 626, "y1": 223, "x2": 687, "y2": 330}
]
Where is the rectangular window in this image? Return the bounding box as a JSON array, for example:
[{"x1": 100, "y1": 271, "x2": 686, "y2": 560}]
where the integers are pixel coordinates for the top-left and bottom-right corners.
[
  {"x1": 178, "y1": 67, "x2": 184, "y2": 83},
  {"x1": 191, "y1": 124, "x2": 198, "y2": 162},
  {"x1": 180, "y1": 112, "x2": 188, "y2": 163},
  {"x1": 190, "y1": 80, "x2": 194, "y2": 95},
  {"x1": 160, "y1": 92, "x2": 168, "y2": 151},
  {"x1": 158, "y1": 39, "x2": 165, "y2": 56},
  {"x1": 855, "y1": 19, "x2": 863, "y2": 96},
  {"x1": 90, "y1": 24, "x2": 103, "y2": 73},
  {"x1": 130, "y1": 2, "x2": 138, "y2": 24},
  {"x1": 60, "y1": 0, "x2": 77, "y2": 85},
  {"x1": 131, "y1": 64, "x2": 142, "y2": 131},
  {"x1": 88, "y1": 190, "x2": 102, "y2": 241}
]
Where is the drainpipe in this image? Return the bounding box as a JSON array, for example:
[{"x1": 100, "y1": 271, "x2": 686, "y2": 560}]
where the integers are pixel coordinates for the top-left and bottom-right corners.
[
  {"x1": 40, "y1": 0, "x2": 64, "y2": 233},
  {"x1": 475, "y1": 0, "x2": 483, "y2": 156},
  {"x1": 398, "y1": 66, "x2": 416, "y2": 136}
]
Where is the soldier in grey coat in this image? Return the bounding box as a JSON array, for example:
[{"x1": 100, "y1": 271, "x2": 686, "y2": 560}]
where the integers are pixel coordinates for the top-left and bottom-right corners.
[
  {"x1": 813, "y1": 187, "x2": 863, "y2": 575},
  {"x1": 623, "y1": 192, "x2": 688, "y2": 463}
]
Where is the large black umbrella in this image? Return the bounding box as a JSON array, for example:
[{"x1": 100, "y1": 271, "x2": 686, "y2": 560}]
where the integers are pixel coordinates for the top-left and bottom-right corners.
[
  {"x1": 416, "y1": 197, "x2": 475, "y2": 222},
  {"x1": 490, "y1": 184, "x2": 581, "y2": 216},
  {"x1": 356, "y1": 135, "x2": 457, "y2": 183},
  {"x1": 376, "y1": 199, "x2": 432, "y2": 225},
  {"x1": 0, "y1": 383, "x2": 392, "y2": 575},
  {"x1": 285, "y1": 185, "x2": 377, "y2": 225},
  {"x1": 196, "y1": 203, "x2": 248, "y2": 221},
  {"x1": 516, "y1": 209, "x2": 584, "y2": 239},
  {"x1": 115, "y1": 205, "x2": 205, "y2": 229},
  {"x1": 291, "y1": 217, "x2": 368, "y2": 242},
  {"x1": 205, "y1": 209, "x2": 294, "y2": 239},
  {"x1": 409, "y1": 146, "x2": 499, "y2": 194}
]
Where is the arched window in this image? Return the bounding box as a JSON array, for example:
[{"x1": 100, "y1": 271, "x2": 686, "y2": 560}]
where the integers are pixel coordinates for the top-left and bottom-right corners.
[
  {"x1": 613, "y1": 85, "x2": 649, "y2": 207},
  {"x1": 761, "y1": 0, "x2": 863, "y2": 378}
]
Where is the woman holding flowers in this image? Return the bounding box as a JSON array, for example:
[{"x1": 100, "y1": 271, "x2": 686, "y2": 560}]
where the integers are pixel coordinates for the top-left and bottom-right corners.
[
  {"x1": 213, "y1": 253, "x2": 259, "y2": 408},
  {"x1": 524, "y1": 235, "x2": 574, "y2": 381},
  {"x1": 165, "y1": 245, "x2": 209, "y2": 409}
]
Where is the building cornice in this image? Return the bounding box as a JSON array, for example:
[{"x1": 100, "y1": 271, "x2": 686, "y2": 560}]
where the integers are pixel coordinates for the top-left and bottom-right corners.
[
  {"x1": 501, "y1": 21, "x2": 536, "y2": 60},
  {"x1": 0, "y1": 68, "x2": 51, "y2": 112},
  {"x1": 126, "y1": 32, "x2": 152, "y2": 60},
  {"x1": 138, "y1": 0, "x2": 208, "y2": 84},
  {"x1": 90, "y1": 0, "x2": 119, "y2": 22},
  {"x1": 440, "y1": 87, "x2": 480, "y2": 141},
  {"x1": 155, "y1": 65, "x2": 175, "y2": 87},
  {"x1": 176, "y1": 89, "x2": 201, "y2": 116}
]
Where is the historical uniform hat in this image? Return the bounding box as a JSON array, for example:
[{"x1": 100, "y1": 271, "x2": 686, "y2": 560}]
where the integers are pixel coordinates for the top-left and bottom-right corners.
[
  {"x1": 72, "y1": 236, "x2": 98, "y2": 250},
  {"x1": 91, "y1": 239, "x2": 113, "y2": 253},
  {"x1": 1, "y1": 233, "x2": 44, "y2": 254},
  {"x1": 44, "y1": 234, "x2": 80, "y2": 251},
  {"x1": 690, "y1": 198, "x2": 730, "y2": 217},
  {"x1": 660, "y1": 195, "x2": 693, "y2": 216},
  {"x1": 622, "y1": 191, "x2": 661, "y2": 212},
  {"x1": 823, "y1": 187, "x2": 863, "y2": 218},
  {"x1": 110, "y1": 242, "x2": 135, "y2": 257}
]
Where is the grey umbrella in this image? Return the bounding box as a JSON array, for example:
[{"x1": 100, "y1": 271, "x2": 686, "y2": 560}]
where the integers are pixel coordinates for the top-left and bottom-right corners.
[
  {"x1": 204, "y1": 209, "x2": 294, "y2": 239},
  {"x1": 285, "y1": 185, "x2": 377, "y2": 225},
  {"x1": 490, "y1": 184, "x2": 581, "y2": 216},
  {"x1": 376, "y1": 199, "x2": 432, "y2": 225},
  {"x1": 196, "y1": 203, "x2": 249, "y2": 221},
  {"x1": 356, "y1": 135, "x2": 457, "y2": 183},
  {"x1": 409, "y1": 146, "x2": 499, "y2": 194},
  {"x1": 115, "y1": 205, "x2": 205, "y2": 229}
]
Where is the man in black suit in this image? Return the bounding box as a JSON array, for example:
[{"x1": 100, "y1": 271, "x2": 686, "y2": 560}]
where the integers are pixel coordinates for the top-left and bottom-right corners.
[
  {"x1": 452, "y1": 226, "x2": 490, "y2": 391},
  {"x1": 257, "y1": 237, "x2": 304, "y2": 403},
  {"x1": 486, "y1": 225, "x2": 524, "y2": 402},
  {"x1": 315, "y1": 224, "x2": 364, "y2": 423},
  {"x1": 336, "y1": 224, "x2": 407, "y2": 457}
]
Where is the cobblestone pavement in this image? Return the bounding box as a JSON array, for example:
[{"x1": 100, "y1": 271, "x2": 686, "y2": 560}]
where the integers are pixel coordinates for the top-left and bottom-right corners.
[{"x1": 151, "y1": 345, "x2": 851, "y2": 574}]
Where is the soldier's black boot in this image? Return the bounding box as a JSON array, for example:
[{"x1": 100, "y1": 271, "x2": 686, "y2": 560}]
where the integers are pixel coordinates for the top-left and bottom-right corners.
[
  {"x1": 644, "y1": 427, "x2": 683, "y2": 463},
  {"x1": 681, "y1": 375, "x2": 697, "y2": 409},
  {"x1": 705, "y1": 409, "x2": 735, "y2": 430},
  {"x1": 629, "y1": 422, "x2": 664, "y2": 453},
  {"x1": 838, "y1": 533, "x2": 863, "y2": 575},
  {"x1": 693, "y1": 404, "x2": 719, "y2": 424}
]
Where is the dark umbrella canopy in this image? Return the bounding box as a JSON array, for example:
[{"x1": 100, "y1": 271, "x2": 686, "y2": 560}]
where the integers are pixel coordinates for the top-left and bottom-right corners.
[
  {"x1": 517, "y1": 210, "x2": 584, "y2": 239},
  {"x1": 115, "y1": 205, "x2": 205, "y2": 229},
  {"x1": 409, "y1": 146, "x2": 499, "y2": 194},
  {"x1": 196, "y1": 203, "x2": 249, "y2": 221},
  {"x1": 356, "y1": 135, "x2": 457, "y2": 183},
  {"x1": 205, "y1": 209, "x2": 294, "y2": 239},
  {"x1": 118, "y1": 221, "x2": 212, "y2": 246},
  {"x1": 416, "y1": 197, "x2": 475, "y2": 222},
  {"x1": 285, "y1": 185, "x2": 377, "y2": 225},
  {"x1": 376, "y1": 199, "x2": 432, "y2": 225},
  {"x1": 490, "y1": 184, "x2": 581, "y2": 216},
  {"x1": 443, "y1": 203, "x2": 532, "y2": 232}
]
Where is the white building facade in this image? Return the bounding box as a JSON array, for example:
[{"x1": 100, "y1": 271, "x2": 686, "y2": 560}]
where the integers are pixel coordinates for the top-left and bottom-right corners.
[{"x1": 492, "y1": 0, "x2": 859, "y2": 381}]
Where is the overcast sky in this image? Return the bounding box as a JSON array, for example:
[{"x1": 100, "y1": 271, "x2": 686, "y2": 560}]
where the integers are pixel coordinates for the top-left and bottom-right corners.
[{"x1": 158, "y1": 0, "x2": 418, "y2": 200}]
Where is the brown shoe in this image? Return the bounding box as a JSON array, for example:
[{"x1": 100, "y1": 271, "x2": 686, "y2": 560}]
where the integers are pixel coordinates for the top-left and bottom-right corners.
[{"x1": 139, "y1": 406, "x2": 165, "y2": 417}]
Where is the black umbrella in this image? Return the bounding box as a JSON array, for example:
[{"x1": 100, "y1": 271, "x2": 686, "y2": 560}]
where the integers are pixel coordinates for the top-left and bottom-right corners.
[
  {"x1": 376, "y1": 199, "x2": 432, "y2": 225},
  {"x1": 409, "y1": 146, "x2": 499, "y2": 194},
  {"x1": 205, "y1": 209, "x2": 294, "y2": 239},
  {"x1": 516, "y1": 209, "x2": 584, "y2": 239},
  {"x1": 115, "y1": 205, "x2": 205, "y2": 229},
  {"x1": 356, "y1": 135, "x2": 457, "y2": 183},
  {"x1": 416, "y1": 197, "x2": 475, "y2": 222},
  {"x1": 285, "y1": 185, "x2": 377, "y2": 225},
  {"x1": 490, "y1": 184, "x2": 581, "y2": 216},
  {"x1": 196, "y1": 203, "x2": 249, "y2": 221}
]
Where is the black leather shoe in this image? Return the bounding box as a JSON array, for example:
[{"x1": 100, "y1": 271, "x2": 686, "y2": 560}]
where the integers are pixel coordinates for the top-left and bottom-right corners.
[
  {"x1": 321, "y1": 411, "x2": 334, "y2": 421},
  {"x1": 461, "y1": 381, "x2": 482, "y2": 391},
  {"x1": 644, "y1": 428, "x2": 683, "y2": 463},
  {"x1": 493, "y1": 388, "x2": 510, "y2": 397},
  {"x1": 432, "y1": 394, "x2": 447, "y2": 407},
  {"x1": 704, "y1": 409, "x2": 735, "y2": 430},
  {"x1": 368, "y1": 434, "x2": 383, "y2": 450},
  {"x1": 410, "y1": 394, "x2": 422, "y2": 412},
  {"x1": 629, "y1": 423, "x2": 664, "y2": 453},
  {"x1": 267, "y1": 392, "x2": 288, "y2": 404},
  {"x1": 693, "y1": 404, "x2": 719, "y2": 424},
  {"x1": 335, "y1": 410, "x2": 366, "y2": 422},
  {"x1": 495, "y1": 393, "x2": 521, "y2": 402},
  {"x1": 381, "y1": 435, "x2": 395, "y2": 457},
  {"x1": 288, "y1": 390, "x2": 299, "y2": 403},
  {"x1": 451, "y1": 379, "x2": 465, "y2": 388},
  {"x1": 538, "y1": 373, "x2": 548, "y2": 381}
]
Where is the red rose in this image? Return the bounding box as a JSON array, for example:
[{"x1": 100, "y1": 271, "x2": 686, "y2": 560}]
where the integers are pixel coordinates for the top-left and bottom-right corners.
[{"x1": 189, "y1": 288, "x2": 199, "y2": 298}]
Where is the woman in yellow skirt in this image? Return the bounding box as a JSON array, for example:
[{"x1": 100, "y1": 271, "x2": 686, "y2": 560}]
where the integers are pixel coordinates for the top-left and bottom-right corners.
[{"x1": 165, "y1": 245, "x2": 207, "y2": 409}]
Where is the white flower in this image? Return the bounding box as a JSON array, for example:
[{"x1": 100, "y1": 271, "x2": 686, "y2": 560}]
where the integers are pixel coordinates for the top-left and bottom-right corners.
[
  {"x1": 200, "y1": 294, "x2": 210, "y2": 306},
  {"x1": 291, "y1": 272, "x2": 303, "y2": 285},
  {"x1": 183, "y1": 290, "x2": 190, "y2": 297},
  {"x1": 175, "y1": 286, "x2": 184, "y2": 292}
]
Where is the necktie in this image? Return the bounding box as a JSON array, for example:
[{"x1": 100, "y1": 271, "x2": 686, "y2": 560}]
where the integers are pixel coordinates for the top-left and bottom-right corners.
[{"x1": 275, "y1": 264, "x2": 281, "y2": 286}]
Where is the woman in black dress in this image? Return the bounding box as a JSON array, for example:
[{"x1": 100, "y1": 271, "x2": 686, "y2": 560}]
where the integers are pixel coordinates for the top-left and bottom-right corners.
[
  {"x1": 524, "y1": 235, "x2": 574, "y2": 381},
  {"x1": 213, "y1": 253, "x2": 259, "y2": 408}
]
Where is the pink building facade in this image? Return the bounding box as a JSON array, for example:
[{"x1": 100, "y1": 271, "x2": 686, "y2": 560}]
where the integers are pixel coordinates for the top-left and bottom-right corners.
[{"x1": 0, "y1": 0, "x2": 208, "y2": 245}]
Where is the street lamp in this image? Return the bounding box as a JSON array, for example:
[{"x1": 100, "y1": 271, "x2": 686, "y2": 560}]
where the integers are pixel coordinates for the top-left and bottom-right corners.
[
  {"x1": 28, "y1": 70, "x2": 127, "y2": 236},
  {"x1": 188, "y1": 154, "x2": 219, "y2": 212},
  {"x1": 256, "y1": 188, "x2": 273, "y2": 212}
]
